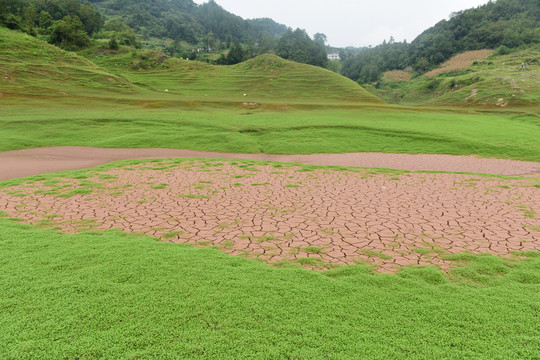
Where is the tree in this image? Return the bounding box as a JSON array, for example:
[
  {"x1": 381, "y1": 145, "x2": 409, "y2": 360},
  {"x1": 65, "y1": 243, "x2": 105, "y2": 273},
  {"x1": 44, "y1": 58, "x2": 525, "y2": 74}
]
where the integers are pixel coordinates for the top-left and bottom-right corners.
[
  {"x1": 49, "y1": 15, "x2": 90, "y2": 50},
  {"x1": 276, "y1": 28, "x2": 327, "y2": 67},
  {"x1": 108, "y1": 37, "x2": 119, "y2": 50},
  {"x1": 414, "y1": 57, "x2": 430, "y2": 73},
  {"x1": 5, "y1": 13, "x2": 20, "y2": 30},
  {"x1": 257, "y1": 34, "x2": 276, "y2": 54},
  {"x1": 216, "y1": 42, "x2": 245, "y2": 65},
  {"x1": 314, "y1": 32, "x2": 327, "y2": 46},
  {"x1": 38, "y1": 11, "x2": 53, "y2": 33},
  {"x1": 227, "y1": 43, "x2": 245, "y2": 64},
  {"x1": 359, "y1": 64, "x2": 380, "y2": 83},
  {"x1": 23, "y1": 6, "x2": 37, "y2": 31},
  {"x1": 78, "y1": 1, "x2": 103, "y2": 36}
]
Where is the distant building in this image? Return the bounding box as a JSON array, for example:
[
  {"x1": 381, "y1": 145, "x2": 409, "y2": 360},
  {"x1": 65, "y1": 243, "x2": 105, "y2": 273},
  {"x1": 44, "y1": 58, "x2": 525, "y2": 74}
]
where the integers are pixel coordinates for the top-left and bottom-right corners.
[
  {"x1": 327, "y1": 53, "x2": 341, "y2": 61},
  {"x1": 196, "y1": 46, "x2": 213, "y2": 53}
]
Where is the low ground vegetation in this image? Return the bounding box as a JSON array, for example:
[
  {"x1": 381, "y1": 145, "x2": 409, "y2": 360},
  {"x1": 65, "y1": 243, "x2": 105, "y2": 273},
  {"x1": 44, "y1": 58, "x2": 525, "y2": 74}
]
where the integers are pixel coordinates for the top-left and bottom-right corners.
[
  {"x1": 0, "y1": 162, "x2": 539, "y2": 358},
  {"x1": 0, "y1": 21, "x2": 539, "y2": 359}
]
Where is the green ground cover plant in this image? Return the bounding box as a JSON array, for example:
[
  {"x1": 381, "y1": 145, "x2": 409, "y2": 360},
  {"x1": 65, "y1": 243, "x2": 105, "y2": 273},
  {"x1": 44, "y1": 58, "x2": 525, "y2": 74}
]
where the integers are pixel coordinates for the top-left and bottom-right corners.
[
  {"x1": 2, "y1": 105, "x2": 540, "y2": 161},
  {"x1": 0, "y1": 218, "x2": 539, "y2": 359}
]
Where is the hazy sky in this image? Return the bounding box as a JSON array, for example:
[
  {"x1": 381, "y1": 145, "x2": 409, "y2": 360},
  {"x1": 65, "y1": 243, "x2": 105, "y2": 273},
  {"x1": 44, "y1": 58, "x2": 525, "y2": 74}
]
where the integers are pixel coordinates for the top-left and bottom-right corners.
[{"x1": 193, "y1": 0, "x2": 491, "y2": 47}]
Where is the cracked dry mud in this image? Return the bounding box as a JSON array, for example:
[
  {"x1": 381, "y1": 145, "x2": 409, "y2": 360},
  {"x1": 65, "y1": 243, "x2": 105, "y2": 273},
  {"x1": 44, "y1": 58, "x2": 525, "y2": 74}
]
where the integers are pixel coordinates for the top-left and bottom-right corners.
[{"x1": 1, "y1": 159, "x2": 539, "y2": 272}]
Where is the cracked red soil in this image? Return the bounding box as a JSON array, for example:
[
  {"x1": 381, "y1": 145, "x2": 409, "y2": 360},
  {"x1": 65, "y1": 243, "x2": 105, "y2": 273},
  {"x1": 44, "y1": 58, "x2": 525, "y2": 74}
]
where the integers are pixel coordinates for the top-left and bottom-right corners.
[{"x1": 1, "y1": 160, "x2": 539, "y2": 272}]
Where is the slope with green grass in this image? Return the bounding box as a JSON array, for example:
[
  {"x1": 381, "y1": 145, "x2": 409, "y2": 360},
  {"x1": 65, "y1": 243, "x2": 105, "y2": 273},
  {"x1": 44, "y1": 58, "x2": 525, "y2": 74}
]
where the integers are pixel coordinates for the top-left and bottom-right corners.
[
  {"x1": 0, "y1": 28, "x2": 140, "y2": 98},
  {"x1": 1, "y1": 27, "x2": 381, "y2": 105},
  {"x1": 373, "y1": 46, "x2": 540, "y2": 109},
  {"x1": 81, "y1": 46, "x2": 383, "y2": 103}
]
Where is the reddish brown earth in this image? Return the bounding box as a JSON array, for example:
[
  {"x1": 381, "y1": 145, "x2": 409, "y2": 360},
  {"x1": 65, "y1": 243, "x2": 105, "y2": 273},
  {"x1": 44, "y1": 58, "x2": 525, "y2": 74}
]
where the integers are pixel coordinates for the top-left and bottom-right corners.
[
  {"x1": 1, "y1": 146, "x2": 540, "y2": 181},
  {"x1": 1, "y1": 159, "x2": 539, "y2": 272}
]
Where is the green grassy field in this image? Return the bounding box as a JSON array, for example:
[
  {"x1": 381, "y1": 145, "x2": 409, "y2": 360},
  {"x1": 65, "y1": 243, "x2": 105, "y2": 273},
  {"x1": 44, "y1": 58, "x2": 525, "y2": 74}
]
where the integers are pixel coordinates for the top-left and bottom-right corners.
[
  {"x1": 1, "y1": 216, "x2": 539, "y2": 359},
  {"x1": 3, "y1": 104, "x2": 540, "y2": 161},
  {"x1": 1, "y1": 27, "x2": 540, "y2": 359}
]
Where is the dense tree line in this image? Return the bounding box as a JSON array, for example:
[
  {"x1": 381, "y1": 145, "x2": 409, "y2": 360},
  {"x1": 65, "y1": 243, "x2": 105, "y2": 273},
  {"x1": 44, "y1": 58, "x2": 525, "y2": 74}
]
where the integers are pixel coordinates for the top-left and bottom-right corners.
[
  {"x1": 342, "y1": 0, "x2": 540, "y2": 84},
  {"x1": 0, "y1": 0, "x2": 290, "y2": 54},
  {"x1": 341, "y1": 38, "x2": 409, "y2": 83},
  {"x1": 0, "y1": 0, "x2": 329, "y2": 70},
  {"x1": 86, "y1": 0, "x2": 288, "y2": 48},
  {"x1": 0, "y1": 0, "x2": 104, "y2": 49}
]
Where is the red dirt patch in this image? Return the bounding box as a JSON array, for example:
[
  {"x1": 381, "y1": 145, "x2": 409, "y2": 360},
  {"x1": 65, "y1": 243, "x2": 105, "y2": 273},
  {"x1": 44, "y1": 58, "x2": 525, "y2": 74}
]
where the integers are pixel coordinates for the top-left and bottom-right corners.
[
  {"x1": 383, "y1": 70, "x2": 412, "y2": 82},
  {"x1": 1, "y1": 160, "x2": 539, "y2": 272},
  {"x1": 424, "y1": 50, "x2": 493, "y2": 78},
  {"x1": 1, "y1": 146, "x2": 539, "y2": 182}
]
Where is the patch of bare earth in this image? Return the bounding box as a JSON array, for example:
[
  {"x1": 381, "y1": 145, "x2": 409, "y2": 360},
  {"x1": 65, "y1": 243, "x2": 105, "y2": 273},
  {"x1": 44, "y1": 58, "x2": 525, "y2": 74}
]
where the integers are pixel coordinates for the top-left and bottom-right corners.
[
  {"x1": 383, "y1": 70, "x2": 412, "y2": 82},
  {"x1": 1, "y1": 160, "x2": 539, "y2": 272},
  {"x1": 424, "y1": 49, "x2": 493, "y2": 78}
]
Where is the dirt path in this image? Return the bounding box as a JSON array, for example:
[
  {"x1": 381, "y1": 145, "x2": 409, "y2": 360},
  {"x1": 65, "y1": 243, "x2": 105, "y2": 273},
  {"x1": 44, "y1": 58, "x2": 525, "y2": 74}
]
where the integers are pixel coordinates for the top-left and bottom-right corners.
[
  {"x1": 1, "y1": 146, "x2": 540, "y2": 181},
  {"x1": 1, "y1": 160, "x2": 539, "y2": 272}
]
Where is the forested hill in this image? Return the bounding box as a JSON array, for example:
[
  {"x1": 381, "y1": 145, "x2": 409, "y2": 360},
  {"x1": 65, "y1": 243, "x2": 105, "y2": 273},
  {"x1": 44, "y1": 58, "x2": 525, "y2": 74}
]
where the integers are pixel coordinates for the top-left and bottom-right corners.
[
  {"x1": 0, "y1": 0, "x2": 324, "y2": 67},
  {"x1": 341, "y1": 0, "x2": 540, "y2": 84},
  {"x1": 87, "y1": 0, "x2": 287, "y2": 44}
]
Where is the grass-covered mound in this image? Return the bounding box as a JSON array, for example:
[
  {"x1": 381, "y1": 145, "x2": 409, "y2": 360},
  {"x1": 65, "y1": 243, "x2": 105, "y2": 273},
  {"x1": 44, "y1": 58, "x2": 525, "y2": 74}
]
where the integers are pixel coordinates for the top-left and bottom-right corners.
[
  {"x1": 1, "y1": 25, "x2": 379, "y2": 105},
  {"x1": 82, "y1": 47, "x2": 383, "y2": 103},
  {"x1": 0, "y1": 28, "x2": 138, "y2": 98},
  {"x1": 0, "y1": 216, "x2": 539, "y2": 359}
]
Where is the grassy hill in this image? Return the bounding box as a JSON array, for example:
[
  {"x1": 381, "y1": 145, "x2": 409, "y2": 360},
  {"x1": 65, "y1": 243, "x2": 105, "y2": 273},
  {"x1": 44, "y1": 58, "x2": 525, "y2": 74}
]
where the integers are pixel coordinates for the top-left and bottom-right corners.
[
  {"x1": 81, "y1": 46, "x2": 382, "y2": 104},
  {"x1": 373, "y1": 46, "x2": 540, "y2": 109},
  {"x1": 0, "y1": 27, "x2": 139, "y2": 98},
  {"x1": 0, "y1": 28, "x2": 380, "y2": 105}
]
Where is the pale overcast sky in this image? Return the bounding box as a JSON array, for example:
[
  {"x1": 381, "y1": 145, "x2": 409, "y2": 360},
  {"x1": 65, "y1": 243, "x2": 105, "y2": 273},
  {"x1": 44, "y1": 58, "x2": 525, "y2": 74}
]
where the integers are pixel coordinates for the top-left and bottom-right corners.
[{"x1": 193, "y1": 0, "x2": 491, "y2": 47}]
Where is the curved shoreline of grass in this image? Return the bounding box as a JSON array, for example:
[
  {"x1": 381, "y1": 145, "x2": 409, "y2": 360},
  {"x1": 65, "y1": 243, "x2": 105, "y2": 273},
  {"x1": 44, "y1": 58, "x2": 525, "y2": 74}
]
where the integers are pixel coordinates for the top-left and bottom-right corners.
[
  {"x1": 1, "y1": 159, "x2": 539, "y2": 358},
  {"x1": 0, "y1": 217, "x2": 539, "y2": 359}
]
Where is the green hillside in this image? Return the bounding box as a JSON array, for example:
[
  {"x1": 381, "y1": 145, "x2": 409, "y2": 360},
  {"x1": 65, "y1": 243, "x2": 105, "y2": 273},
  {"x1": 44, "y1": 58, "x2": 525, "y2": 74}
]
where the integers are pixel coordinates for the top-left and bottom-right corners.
[
  {"x1": 341, "y1": 0, "x2": 539, "y2": 85},
  {"x1": 83, "y1": 49, "x2": 382, "y2": 103},
  {"x1": 87, "y1": 0, "x2": 287, "y2": 44},
  {"x1": 372, "y1": 46, "x2": 540, "y2": 109},
  {"x1": 0, "y1": 27, "x2": 137, "y2": 98},
  {"x1": 0, "y1": 28, "x2": 380, "y2": 104},
  {"x1": 2, "y1": 27, "x2": 540, "y2": 161},
  {"x1": 427, "y1": 48, "x2": 540, "y2": 108}
]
